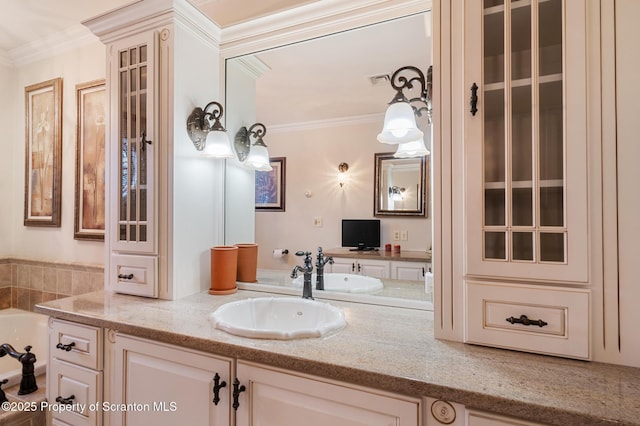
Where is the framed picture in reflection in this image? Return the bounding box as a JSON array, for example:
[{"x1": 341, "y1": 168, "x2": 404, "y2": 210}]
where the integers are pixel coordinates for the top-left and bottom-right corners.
[{"x1": 255, "y1": 157, "x2": 285, "y2": 211}]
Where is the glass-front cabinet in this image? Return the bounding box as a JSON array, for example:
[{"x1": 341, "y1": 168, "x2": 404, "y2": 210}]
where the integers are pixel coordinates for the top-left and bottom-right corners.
[
  {"x1": 108, "y1": 31, "x2": 159, "y2": 298},
  {"x1": 464, "y1": 0, "x2": 588, "y2": 283}
]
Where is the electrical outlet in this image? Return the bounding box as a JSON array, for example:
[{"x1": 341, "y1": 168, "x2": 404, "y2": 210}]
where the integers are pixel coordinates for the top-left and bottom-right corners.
[
  {"x1": 393, "y1": 231, "x2": 400, "y2": 241},
  {"x1": 400, "y1": 230, "x2": 408, "y2": 241},
  {"x1": 313, "y1": 217, "x2": 323, "y2": 227}
]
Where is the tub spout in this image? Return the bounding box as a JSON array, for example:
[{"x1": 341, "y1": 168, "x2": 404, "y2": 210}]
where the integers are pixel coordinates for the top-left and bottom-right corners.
[{"x1": 0, "y1": 344, "x2": 38, "y2": 395}]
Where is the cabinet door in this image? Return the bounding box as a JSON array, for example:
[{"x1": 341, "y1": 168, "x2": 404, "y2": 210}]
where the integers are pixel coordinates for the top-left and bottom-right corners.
[
  {"x1": 329, "y1": 258, "x2": 356, "y2": 274},
  {"x1": 235, "y1": 361, "x2": 420, "y2": 426},
  {"x1": 467, "y1": 409, "x2": 546, "y2": 425},
  {"x1": 109, "y1": 31, "x2": 157, "y2": 255},
  {"x1": 111, "y1": 334, "x2": 232, "y2": 426},
  {"x1": 464, "y1": 0, "x2": 587, "y2": 282},
  {"x1": 358, "y1": 259, "x2": 390, "y2": 279},
  {"x1": 390, "y1": 261, "x2": 428, "y2": 281}
]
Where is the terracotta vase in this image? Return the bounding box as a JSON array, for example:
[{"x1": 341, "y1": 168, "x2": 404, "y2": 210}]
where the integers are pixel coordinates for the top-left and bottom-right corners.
[
  {"x1": 235, "y1": 243, "x2": 258, "y2": 283},
  {"x1": 209, "y1": 246, "x2": 238, "y2": 295}
]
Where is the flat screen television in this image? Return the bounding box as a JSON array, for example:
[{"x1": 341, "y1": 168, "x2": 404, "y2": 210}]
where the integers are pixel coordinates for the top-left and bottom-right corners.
[{"x1": 341, "y1": 219, "x2": 381, "y2": 251}]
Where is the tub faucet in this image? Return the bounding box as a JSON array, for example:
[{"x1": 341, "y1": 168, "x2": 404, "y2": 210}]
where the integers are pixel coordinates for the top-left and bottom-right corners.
[
  {"x1": 315, "y1": 247, "x2": 334, "y2": 291},
  {"x1": 0, "y1": 344, "x2": 37, "y2": 395},
  {"x1": 290, "y1": 251, "x2": 314, "y2": 299}
]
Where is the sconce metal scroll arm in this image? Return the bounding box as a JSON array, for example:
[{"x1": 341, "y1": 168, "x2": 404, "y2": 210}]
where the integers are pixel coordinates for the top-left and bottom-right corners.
[
  {"x1": 234, "y1": 122, "x2": 268, "y2": 161},
  {"x1": 388, "y1": 65, "x2": 433, "y2": 123},
  {"x1": 187, "y1": 101, "x2": 226, "y2": 151}
]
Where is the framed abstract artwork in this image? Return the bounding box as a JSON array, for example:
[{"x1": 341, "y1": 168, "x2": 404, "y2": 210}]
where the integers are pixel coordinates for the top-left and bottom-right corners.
[
  {"x1": 255, "y1": 157, "x2": 286, "y2": 211},
  {"x1": 24, "y1": 78, "x2": 63, "y2": 227},
  {"x1": 74, "y1": 80, "x2": 106, "y2": 240}
]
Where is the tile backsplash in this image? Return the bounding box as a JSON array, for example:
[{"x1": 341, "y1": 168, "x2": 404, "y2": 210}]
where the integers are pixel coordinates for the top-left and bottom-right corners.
[{"x1": 0, "y1": 258, "x2": 103, "y2": 311}]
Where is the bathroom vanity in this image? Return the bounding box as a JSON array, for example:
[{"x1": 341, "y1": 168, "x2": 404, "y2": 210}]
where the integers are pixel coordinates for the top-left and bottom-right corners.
[
  {"x1": 35, "y1": 291, "x2": 640, "y2": 426},
  {"x1": 324, "y1": 248, "x2": 431, "y2": 282}
]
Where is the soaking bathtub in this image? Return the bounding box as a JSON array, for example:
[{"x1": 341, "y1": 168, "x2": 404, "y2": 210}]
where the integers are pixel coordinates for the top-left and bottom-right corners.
[{"x1": 0, "y1": 308, "x2": 48, "y2": 389}]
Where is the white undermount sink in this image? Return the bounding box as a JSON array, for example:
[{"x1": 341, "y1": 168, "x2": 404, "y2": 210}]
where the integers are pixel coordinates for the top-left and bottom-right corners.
[
  {"x1": 292, "y1": 273, "x2": 384, "y2": 294},
  {"x1": 210, "y1": 297, "x2": 346, "y2": 340}
]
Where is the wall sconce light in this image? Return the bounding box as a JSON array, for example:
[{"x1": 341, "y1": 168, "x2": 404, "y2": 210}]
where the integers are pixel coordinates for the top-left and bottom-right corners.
[
  {"x1": 234, "y1": 123, "x2": 273, "y2": 171},
  {"x1": 389, "y1": 185, "x2": 405, "y2": 201},
  {"x1": 186, "y1": 101, "x2": 234, "y2": 158},
  {"x1": 338, "y1": 162, "x2": 349, "y2": 187},
  {"x1": 377, "y1": 65, "x2": 432, "y2": 158}
]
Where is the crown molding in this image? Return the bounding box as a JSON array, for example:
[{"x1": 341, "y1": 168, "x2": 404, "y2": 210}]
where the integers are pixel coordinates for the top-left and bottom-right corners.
[
  {"x1": 83, "y1": 0, "x2": 220, "y2": 47},
  {"x1": 268, "y1": 112, "x2": 385, "y2": 133},
  {"x1": 232, "y1": 55, "x2": 270, "y2": 80},
  {"x1": 6, "y1": 24, "x2": 99, "y2": 67},
  {"x1": 220, "y1": 0, "x2": 430, "y2": 59}
]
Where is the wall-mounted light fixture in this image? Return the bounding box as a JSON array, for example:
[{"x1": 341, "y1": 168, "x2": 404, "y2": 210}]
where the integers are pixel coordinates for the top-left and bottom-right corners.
[
  {"x1": 377, "y1": 65, "x2": 432, "y2": 158},
  {"x1": 186, "y1": 101, "x2": 234, "y2": 158},
  {"x1": 389, "y1": 186, "x2": 406, "y2": 201},
  {"x1": 338, "y1": 162, "x2": 349, "y2": 187},
  {"x1": 234, "y1": 123, "x2": 273, "y2": 171}
]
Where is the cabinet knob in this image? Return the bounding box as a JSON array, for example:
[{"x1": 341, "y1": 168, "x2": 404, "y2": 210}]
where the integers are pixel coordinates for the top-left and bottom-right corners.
[{"x1": 212, "y1": 373, "x2": 227, "y2": 406}]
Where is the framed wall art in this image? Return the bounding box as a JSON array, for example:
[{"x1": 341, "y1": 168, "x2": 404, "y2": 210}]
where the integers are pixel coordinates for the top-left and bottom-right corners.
[
  {"x1": 74, "y1": 80, "x2": 106, "y2": 240},
  {"x1": 24, "y1": 78, "x2": 63, "y2": 227},
  {"x1": 255, "y1": 157, "x2": 286, "y2": 211}
]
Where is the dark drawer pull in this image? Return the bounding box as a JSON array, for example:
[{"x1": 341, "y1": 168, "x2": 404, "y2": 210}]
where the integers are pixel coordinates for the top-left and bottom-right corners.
[
  {"x1": 56, "y1": 394, "x2": 75, "y2": 405},
  {"x1": 56, "y1": 342, "x2": 75, "y2": 352},
  {"x1": 118, "y1": 273, "x2": 134, "y2": 280},
  {"x1": 506, "y1": 315, "x2": 548, "y2": 327},
  {"x1": 212, "y1": 373, "x2": 226, "y2": 406}
]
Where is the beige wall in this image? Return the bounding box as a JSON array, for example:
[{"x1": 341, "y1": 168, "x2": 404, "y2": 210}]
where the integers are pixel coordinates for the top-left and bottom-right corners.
[
  {"x1": 6, "y1": 41, "x2": 106, "y2": 266},
  {"x1": 256, "y1": 119, "x2": 431, "y2": 270},
  {"x1": 0, "y1": 64, "x2": 15, "y2": 257}
]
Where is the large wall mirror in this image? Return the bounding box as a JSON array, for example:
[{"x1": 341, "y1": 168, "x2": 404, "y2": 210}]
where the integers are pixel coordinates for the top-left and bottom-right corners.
[
  {"x1": 223, "y1": 3, "x2": 433, "y2": 309},
  {"x1": 374, "y1": 153, "x2": 428, "y2": 217}
]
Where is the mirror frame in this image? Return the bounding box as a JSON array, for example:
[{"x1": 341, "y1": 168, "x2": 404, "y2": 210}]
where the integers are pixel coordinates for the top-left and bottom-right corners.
[{"x1": 374, "y1": 152, "x2": 428, "y2": 217}]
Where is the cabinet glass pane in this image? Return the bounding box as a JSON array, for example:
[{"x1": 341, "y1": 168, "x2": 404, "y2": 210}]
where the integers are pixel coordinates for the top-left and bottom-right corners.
[
  {"x1": 539, "y1": 0, "x2": 562, "y2": 76},
  {"x1": 539, "y1": 81, "x2": 563, "y2": 181},
  {"x1": 484, "y1": 89, "x2": 505, "y2": 183},
  {"x1": 484, "y1": 0, "x2": 503, "y2": 7},
  {"x1": 513, "y1": 232, "x2": 533, "y2": 261},
  {"x1": 540, "y1": 232, "x2": 564, "y2": 262},
  {"x1": 485, "y1": 232, "x2": 506, "y2": 260},
  {"x1": 540, "y1": 186, "x2": 563, "y2": 226},
  {"x1": 511, "y1": 85, "x2": 532, "y2": 182},
  {"x1": 510, "y1": 2, "x2": 531, "y2": 81},
  {"x1": 484, "y1": 10, "x2": 504, "y2": 85},
  {"x1": 130, "y1": 47, "x2": 137, "y2": 66},
  {"x1": 485, "y1": 189, "x2": 505, "y2": 226},
  {"x1": 512, "y1": 188, "x2": 532, "y2": 226}
]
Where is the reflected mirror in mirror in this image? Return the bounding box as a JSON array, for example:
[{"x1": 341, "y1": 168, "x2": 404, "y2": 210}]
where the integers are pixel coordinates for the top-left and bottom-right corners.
[
  {"x1": 374, "y1": 153, "x2": 428, "y2": 217},
  {"x1": 224, "y1": 9, "x2": 433, "y2": 310}
]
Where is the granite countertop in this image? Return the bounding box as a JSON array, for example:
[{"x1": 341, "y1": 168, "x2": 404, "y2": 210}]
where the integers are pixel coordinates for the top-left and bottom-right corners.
[
  {"x1": 324, "y1": 247, "x2": 432, "y2": 262},
  {"x1": 35, "y1": 290, "x2": 640, "y2": 426}
]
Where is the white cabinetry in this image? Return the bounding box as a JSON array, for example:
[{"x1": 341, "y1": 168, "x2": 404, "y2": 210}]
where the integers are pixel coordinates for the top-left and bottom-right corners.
[
  {"x1": 84, "y1": 0, "x2": 224, "y2": 300},
  {"x1": 235, "y1": 361, "x2": 420, "y2": 426},
  {"x1": 329, "y1": 257, "x2": 390, "y2": 279},
  {"x1": 458, "y1": 0, "x2": 590, "y2": 359},
  {"x1": 464, "y1": 0, "x2": 588, "y2": 282},
  {"x1": 390, "y1": 261, "x2": 429, "y2": 281},
  {"x1": 110, "y1": 334, "x2": 233, "y2": 426},
  {"x1": 47, "y1": 319, "x2": 104, "y2": 426}
]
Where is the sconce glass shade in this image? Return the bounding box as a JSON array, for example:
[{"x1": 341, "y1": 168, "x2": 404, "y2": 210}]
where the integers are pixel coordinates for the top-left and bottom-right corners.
[
  {"x1": 377, "y1": 102, "x2": 423, "y2": 144},
  {"x1": 393, "y1": 137, "x2": 430, "y2": 158},
  {"x1": 203, "y1": 130, "x2": 234, "y2": 158},
  {"x1": 245, "y1": 143, "x2": 272, "y2": 171}
]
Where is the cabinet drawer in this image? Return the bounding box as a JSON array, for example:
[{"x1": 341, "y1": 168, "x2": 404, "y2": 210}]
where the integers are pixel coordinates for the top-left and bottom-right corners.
[
  {"x1": 50, "y1": 319, "x2": 102, "y2": 370},
  {"x1": 49, "y1": 358, "x2": 103, "y2": 426},
  {"x1": 111, "y1": 253, "x2": 158, "y2": 298},
  {"x1": 465, "y1": 281, "x2": 590, "y2": 359}
]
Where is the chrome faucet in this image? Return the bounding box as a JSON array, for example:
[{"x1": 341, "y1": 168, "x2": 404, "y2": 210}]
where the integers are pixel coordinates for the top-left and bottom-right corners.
[
  {"x1": 315, "y1": 247, "x2": 334, "y2": 291},
  {"x1": 290, "y1": 251, "x2": 314, "y2": 299},
  {"x1": 0, "y1": 344, "x2": 37, "y2": 395}
]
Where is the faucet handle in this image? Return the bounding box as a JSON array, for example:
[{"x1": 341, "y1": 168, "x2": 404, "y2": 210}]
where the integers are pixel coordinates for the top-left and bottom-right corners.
[{"x1": 295, "y1": 251, "x2": 312, "y2": 258}]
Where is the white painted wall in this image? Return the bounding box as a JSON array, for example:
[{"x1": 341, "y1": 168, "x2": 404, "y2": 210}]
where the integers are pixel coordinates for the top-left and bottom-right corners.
[
  {"x1": 256, "y1": 119, "x2": 432, "y2": 270},
  {"x1": 7, "y1": 41, "x2": 106, "y2": 265},
  {"x1": 0, "y1": 64, "x2": 15, "y2": 257}
]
